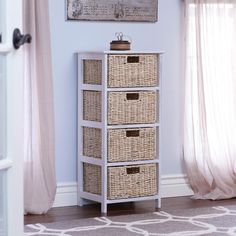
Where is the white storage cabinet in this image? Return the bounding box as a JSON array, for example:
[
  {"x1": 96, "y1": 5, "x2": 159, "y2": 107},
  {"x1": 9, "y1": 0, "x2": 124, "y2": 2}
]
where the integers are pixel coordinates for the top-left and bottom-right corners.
[{"x1": 77, "y1": 51, "x2": 163, "y2": 213}]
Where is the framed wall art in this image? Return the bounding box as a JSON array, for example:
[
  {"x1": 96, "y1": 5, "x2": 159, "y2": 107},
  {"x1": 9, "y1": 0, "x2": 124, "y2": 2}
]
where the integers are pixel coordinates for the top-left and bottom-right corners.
[{"x1": 66, "y1": 0, "x2": 158, "y2": 22}]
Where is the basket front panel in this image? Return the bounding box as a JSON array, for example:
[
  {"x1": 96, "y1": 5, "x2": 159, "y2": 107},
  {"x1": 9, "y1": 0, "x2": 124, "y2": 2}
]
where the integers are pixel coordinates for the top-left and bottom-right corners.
[
  {"x1": 108, "y1": 91, "x2": 157, "y2": 125},
  {"x1": 108, "y1": 54, "x2": 159, "y2": 88},
  {"x1": 108, "y1": 164, "x2": 157, "y2": 199},
  {"x1": 108, "y1": 128, "x2": 156, "y2": 162}
]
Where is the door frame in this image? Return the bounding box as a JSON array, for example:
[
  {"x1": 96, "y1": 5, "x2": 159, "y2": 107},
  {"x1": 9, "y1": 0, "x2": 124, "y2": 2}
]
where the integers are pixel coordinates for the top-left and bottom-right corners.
[{"x1": 0, "y1": 0, "x2": 24, "y2": 235}]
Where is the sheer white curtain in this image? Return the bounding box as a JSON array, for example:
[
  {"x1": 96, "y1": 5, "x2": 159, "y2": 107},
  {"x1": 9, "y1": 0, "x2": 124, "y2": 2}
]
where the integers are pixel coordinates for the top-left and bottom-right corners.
[
  {"x1": 23, "y1": 0, "x2": 56, "y2": 214},
  {"x1": 184, "y1": 0, "x2": 236, "y2": 199}
]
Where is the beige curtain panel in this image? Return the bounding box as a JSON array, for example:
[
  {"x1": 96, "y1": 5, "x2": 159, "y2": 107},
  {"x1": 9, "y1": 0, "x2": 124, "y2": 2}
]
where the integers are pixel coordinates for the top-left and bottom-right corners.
[
  {"x1": 23, "y1": 0, "x2": 56, "y2": 214},
  {"x1": 184, "y1": 0, "x2": 236, "y2": 199}
]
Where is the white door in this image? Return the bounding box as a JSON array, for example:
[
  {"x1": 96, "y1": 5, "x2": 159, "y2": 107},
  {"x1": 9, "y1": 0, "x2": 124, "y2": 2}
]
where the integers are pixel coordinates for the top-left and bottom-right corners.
[{"x1": 0, "y1": 0, "x2": 24, "y2": 235}]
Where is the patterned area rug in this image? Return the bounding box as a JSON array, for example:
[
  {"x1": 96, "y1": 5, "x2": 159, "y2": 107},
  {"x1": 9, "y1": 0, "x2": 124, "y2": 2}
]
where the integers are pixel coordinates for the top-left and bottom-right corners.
[{"x1": 24, "y1": 205, "x2": 236, "y2": 236}]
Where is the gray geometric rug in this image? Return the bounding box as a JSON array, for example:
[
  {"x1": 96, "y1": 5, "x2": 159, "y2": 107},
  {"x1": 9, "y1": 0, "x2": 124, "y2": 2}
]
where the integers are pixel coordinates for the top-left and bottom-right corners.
[{"x1": 24, "y1": 205, "x2": 236, "y2": 236}]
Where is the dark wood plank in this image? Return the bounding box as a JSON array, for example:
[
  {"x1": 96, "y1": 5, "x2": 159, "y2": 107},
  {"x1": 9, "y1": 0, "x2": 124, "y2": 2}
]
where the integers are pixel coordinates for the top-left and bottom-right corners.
[{"x1": 24, "y1": 196, "x2": 236, "y2": 225}]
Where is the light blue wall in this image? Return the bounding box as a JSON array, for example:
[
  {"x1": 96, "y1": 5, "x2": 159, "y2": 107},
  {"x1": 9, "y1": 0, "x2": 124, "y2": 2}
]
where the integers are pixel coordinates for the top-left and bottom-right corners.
[{"x1": 49, "y1": 0, "x2": 185, "y2": 183}]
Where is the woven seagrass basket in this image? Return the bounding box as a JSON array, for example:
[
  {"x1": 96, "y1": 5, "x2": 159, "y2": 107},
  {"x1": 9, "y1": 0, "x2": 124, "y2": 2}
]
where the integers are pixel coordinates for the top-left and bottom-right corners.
[
  {"x1": 83, "y1": 163, "x2": 158, "y2": 199},
  {"x1": 83, "y1": 127, "x2": 158, "y2": 162},
  {"x1": 83, "y1": 90, "x2": 158, "y2": 125},
  {"x1": 83, "y1": 163, "x2": 101, "y2": 195},
  {"x1": 108, "y1": 91, "x2": 158, "y2": 125},
  {"x1": 108, "y1": 54, "x2": 159, "y2": 88},
  {"x1": 83, "y1": 90, "x2": 102, "y2": 122},
  {"x1": 108, "y1": 127, "x2": 158, "y2": 162},
  {"x1": 83, "y1": 60, "x2": 102, "y2": 85},
  {"x1": 83, "y1": 127, "x2": 102, "y2": 159}
]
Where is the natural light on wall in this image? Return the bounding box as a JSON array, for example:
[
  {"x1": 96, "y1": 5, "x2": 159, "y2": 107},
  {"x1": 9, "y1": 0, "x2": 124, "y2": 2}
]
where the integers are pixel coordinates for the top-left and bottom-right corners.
[{"x1": 184, "y1": 0, "x2": 236, "y2": 199}]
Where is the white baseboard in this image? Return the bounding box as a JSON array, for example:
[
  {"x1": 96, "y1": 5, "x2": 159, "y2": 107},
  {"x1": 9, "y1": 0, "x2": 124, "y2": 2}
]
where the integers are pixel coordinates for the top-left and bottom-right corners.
[
  {"x1": 160, "y1": 174, "x2": 193, "y2": 198},
  {"x1": 53, "y1": 174, "x2": 193, "y2": 208},
  {"x1": 53, "y1": 182, "x2": 78, "y2": 208}
]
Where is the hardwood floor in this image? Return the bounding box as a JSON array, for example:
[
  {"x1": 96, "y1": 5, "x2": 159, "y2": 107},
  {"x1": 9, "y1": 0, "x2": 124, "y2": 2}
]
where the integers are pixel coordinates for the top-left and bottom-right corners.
[{"x1": 24, "y1": 196, "x2": 236, "y2": 225}]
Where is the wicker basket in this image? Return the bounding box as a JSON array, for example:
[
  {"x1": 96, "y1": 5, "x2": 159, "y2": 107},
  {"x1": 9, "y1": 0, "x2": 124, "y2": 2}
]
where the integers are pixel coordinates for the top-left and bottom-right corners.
[
  {"x1": 83, "y1": 163, "x2": 158, "y2": 199},
  {"x1": 108, "y1": 54, "x2": 159, "y2": 88},
  {"x1": 108, "y1": 91, "x2": 158, "y2": 125},
  {"x1": 83, "y1": 127, "x2": 102, "y2": 158},
  {"x1": 83, "y1": 60, "x2": 102, "y2": 85},
  {"x1": 83, "y1": 127, "x2": 158, "y2": 162},
  {"x1": 83, "y1": 163, "x2": 101, "y2": 195},
  {"x1": 83, "y1": 90, "x2": 158, "y2": 124},
  {"x1": 108, "y1": 127, "x2": 157, "y2": 162},
  {"x1": 83, "y1": 90, "x2": 101, "y2": 122}
]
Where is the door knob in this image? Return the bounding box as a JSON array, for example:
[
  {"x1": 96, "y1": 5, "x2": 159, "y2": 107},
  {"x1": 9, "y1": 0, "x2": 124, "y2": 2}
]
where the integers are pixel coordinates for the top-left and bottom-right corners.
[{"x1": 13, "y1": 28, "x2": 32, "y2": 49}]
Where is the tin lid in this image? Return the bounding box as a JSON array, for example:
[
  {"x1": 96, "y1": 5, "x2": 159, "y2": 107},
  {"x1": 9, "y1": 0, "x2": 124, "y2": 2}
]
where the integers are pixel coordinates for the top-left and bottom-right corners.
[
  {"x1": 110, "y1": 40, "x2": 130, "y2": 45},
  {"x1": 110, "y1": 32, "x2": 131, "y2": 50}
]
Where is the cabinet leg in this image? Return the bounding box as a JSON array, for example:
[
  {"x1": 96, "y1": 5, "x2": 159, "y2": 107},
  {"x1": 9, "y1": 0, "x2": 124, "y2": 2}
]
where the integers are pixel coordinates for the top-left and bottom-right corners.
[
  {"x1": 155, "y1": 198, "x2": 161, "y2": 209},
  {"x1": 78, "y1": 197, "x2": 86, "y2": 207},
  {"x1": 101, "y1": 203, "x2": 107, "y2": 214}
]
